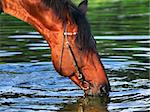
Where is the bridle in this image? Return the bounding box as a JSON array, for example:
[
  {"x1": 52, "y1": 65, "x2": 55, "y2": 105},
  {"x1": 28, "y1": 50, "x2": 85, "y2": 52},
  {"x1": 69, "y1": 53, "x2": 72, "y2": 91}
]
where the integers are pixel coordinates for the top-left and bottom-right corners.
[{"x1": 58, "y1": 23, "x2": 90, "y2": 91}]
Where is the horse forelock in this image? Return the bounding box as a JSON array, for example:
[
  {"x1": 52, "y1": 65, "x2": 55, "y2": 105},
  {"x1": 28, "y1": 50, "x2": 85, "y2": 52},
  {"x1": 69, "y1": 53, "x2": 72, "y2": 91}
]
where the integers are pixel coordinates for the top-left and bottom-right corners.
[{"x1": 42, "y1": 0, "x2": 96, "y2": 52}]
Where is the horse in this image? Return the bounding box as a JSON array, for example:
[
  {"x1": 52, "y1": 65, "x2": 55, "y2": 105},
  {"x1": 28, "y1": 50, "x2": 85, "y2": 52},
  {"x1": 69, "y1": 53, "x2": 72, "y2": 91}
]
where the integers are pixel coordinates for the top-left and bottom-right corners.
[{"x1": 0, "y1": 0, "x2": 110, "y2": 96}]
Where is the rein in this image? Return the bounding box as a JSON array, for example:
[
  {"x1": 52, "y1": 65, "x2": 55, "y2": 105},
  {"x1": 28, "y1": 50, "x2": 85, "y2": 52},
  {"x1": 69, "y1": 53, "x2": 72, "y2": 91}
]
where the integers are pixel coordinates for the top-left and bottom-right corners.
[{"x1": 58, "y1": 23, "x2": 89, "y2": 91}]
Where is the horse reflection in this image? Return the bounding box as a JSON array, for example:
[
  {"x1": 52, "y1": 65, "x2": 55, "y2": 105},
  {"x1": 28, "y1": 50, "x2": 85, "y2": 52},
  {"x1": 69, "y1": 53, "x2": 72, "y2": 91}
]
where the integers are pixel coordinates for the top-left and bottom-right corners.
[{"x1": 59, "y1": 96, "x2": 109, "y2": 112}]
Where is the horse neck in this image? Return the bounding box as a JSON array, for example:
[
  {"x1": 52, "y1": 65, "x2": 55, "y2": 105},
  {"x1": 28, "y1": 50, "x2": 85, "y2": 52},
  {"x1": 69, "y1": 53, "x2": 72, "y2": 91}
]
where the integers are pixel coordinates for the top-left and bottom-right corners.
[
  {"x1": 1, "y1": 0, "x2": 62, "y2": 38},
  {"x1": 1, "y1": 0, "x2": 78, "y2": 48}
]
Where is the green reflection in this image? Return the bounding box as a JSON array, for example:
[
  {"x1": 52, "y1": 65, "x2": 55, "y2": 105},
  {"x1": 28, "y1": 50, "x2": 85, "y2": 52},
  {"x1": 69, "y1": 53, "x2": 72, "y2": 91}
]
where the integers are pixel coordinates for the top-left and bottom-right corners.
[
  {"x1": 59, "y1": 96, "x2": 109, "y2": 112},
  {"x1": 0, "y1": 0, "x2": 149, "y2": 36}
]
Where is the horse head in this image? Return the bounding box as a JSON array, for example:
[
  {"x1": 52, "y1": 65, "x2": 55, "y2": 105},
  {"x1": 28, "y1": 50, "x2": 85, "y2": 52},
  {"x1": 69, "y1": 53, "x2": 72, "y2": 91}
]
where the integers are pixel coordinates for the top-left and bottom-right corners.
[{"x1": 0, "y1": 0, "x2": 110, "y2": 96}]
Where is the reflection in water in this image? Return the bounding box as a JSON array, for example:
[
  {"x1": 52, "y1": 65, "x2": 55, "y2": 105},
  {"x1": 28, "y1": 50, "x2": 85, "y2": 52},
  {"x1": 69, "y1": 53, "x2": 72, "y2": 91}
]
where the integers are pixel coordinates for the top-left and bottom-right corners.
[{"x1": 59, "y1": 96, "x2": 109, "y2": 112}]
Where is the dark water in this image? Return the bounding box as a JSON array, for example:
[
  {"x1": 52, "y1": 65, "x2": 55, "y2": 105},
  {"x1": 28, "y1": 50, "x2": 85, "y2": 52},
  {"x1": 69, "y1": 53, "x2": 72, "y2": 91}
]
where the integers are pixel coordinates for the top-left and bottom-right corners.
[{"x1": 0, "y1": 1, "x2": 150, "y2": 111}]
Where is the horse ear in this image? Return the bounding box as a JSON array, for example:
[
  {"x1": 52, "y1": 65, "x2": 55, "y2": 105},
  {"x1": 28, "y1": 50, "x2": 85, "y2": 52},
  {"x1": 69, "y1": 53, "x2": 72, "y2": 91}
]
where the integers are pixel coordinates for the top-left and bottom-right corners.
[{"x1": 78, "y1": 0, "x2": 88, "y2": 15}]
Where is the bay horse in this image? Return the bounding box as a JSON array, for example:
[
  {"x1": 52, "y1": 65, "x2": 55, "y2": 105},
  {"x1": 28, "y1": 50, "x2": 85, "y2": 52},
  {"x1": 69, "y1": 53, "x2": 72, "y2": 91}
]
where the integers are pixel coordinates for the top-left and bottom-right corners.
[{"x1": 0, "y1": 0, "x2": 110, "y2": 96}]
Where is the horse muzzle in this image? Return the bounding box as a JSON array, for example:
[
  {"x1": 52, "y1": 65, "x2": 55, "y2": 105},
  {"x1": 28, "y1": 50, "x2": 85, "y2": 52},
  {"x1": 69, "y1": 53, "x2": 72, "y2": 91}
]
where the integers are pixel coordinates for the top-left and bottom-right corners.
[{"x1": 84, "y1": 83, "x2": 110, "y2": 96}]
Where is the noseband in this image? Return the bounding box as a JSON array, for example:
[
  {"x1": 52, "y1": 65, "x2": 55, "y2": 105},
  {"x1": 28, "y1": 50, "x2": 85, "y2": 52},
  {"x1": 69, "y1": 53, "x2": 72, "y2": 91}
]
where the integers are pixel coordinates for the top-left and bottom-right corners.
[{"x1": 58, "y1": 23, "x2": 90, "y2": 91}]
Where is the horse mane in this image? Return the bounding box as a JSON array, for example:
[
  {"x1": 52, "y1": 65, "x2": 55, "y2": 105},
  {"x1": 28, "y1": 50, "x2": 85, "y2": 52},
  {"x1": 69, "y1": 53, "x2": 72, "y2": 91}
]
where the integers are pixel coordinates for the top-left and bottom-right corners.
[{"x1": 42, "y1": 0, "x2": 96, "y2": 52}]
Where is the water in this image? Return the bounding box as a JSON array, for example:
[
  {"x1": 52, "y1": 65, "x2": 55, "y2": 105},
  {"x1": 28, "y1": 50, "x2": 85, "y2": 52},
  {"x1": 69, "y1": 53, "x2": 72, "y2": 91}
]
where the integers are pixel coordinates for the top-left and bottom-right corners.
[
  {"x1": 0, "y1": 4, "x2": 150, "y2": 112},
  {"x1": 0, "y1": 28, "x2": 150, "y2": 112}
]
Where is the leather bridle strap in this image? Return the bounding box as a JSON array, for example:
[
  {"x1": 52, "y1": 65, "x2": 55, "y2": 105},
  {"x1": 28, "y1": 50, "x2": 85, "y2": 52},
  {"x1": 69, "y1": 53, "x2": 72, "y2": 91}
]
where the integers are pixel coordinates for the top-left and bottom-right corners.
[
  {"x1": 58, "y1": 23, "x2": 81, "y2": 78},
  {"x1": 58, "y1": 23, "x2": 89, "y2": 90}
]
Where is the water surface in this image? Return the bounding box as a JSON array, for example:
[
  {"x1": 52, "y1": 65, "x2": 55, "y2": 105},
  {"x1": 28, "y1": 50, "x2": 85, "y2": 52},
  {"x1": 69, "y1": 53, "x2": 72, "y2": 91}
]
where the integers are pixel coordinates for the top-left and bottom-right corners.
[{"x1": 0, "y1": 31, "x2": 149, "y2": 112}]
